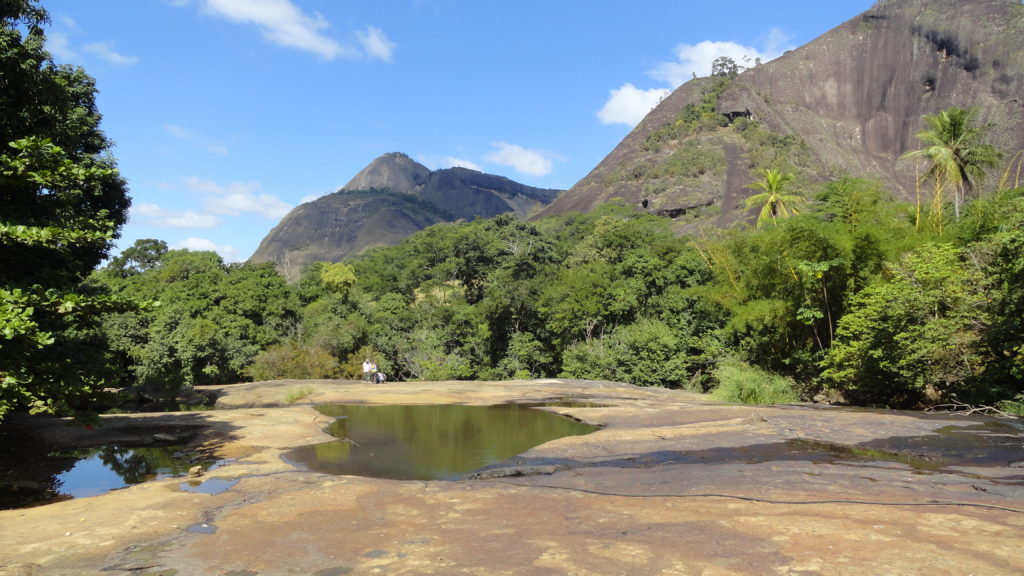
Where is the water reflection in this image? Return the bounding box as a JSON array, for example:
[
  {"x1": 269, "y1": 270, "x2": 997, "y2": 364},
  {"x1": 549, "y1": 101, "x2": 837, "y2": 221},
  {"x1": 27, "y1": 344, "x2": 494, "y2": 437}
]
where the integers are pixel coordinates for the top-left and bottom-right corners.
[
  {"x1": 284, "y1": 404, "x2": 598, "y2": 480},
  {"x1": 1, "y1": 445, "x2": 213, "y2": 509}
]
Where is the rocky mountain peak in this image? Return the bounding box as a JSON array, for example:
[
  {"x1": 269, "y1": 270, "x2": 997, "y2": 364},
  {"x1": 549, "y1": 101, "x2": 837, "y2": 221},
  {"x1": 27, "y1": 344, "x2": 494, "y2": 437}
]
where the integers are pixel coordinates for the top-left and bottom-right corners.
[
  {"x1": 250, "y1": 153, "x2": 562, "y2": 276},
  {"x1": 342, "y1": 152, "x2": 430, "y2": 194}
]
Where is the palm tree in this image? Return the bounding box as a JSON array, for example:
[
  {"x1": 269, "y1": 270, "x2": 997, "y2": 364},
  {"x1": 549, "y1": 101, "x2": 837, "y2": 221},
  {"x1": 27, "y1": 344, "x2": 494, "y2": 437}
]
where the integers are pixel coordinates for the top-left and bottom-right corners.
[
  {"x1": 902, "y1": 106, "x2": 1002, "y2": 223},
  {"x1": 745, "y1": 168, "x2": 801, "y2": 227}
]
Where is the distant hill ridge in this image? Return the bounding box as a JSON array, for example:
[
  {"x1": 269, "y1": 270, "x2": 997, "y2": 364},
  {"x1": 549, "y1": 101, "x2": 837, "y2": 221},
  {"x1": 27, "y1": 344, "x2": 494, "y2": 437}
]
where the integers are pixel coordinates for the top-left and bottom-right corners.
[{"x1": 250, "y1": 153, "x2": 561, "y2": 277}]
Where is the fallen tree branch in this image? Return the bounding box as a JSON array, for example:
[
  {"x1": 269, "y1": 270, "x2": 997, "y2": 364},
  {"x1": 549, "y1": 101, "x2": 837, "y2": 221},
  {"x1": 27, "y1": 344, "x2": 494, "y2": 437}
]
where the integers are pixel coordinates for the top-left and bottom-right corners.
[{"x1": 926, "y1": 401, "x2": 1017, "y2": 418}]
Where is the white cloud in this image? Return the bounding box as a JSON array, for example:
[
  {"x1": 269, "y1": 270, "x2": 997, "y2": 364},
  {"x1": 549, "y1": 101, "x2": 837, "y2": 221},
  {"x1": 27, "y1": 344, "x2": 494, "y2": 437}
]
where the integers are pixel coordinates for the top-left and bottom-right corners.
[
  {"x1": 175, "y1": 237, "x2": 241, "y2": 262},
  {"x1": 84, "y1": 42, "x2": 140, "y2": 66},
  {"x1": 182, "y1": 177, "x2": 292, "y2": 219},
  {"x1": 165, "y1": 212, "x2": 219, "y2": 228},
  {"x1": 132, "y1": 203, "x2": 164, "y2": 218},
  {"x1": 356, "y1": 26, "x2": 396, "y2": 62},
  {"x1": 131, "y1": 203, "x2": 219, "y2": 228},
  {"x1": 761, "y1": 28, "x2": 793, "y2": 57},
  {"x1": 207, "y1": 192, "x2": 292, "y2": 218},
  {"x1": 46, "y1": 31, "x2": 78, "y2": 61},
  {"x1": 415, "y1": 155, "x2": 483, "y2": 172},
  {"x1": 597, "y1": 84, "x2": 670, "y2": 127},
  {"x1": 443, "y1": 157, "x2": 483, "y2": 171},
  {"x1": 201, "y1": 0, "x2": 350, "y2": 59},
  {"x1": 165, "y1": 125, "x2": 229, "y2": 155},
  {"x1": 649, "y1": 30, "x2": 792, "y2": 88},
  {"x1": 194, "y1": 0, "x2": 395, "y2": 61},
  {"x1": 597, "y1": 29, "x2": 795, "y2": 128},
  {"x1": 484, "y1": 143, "x2": 555, "y2": 177}
]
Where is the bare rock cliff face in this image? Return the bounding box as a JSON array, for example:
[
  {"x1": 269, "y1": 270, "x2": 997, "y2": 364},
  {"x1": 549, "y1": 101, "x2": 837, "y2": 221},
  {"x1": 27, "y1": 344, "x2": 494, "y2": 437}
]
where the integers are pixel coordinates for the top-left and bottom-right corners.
[
  {"x1": 344, "y1": 152, "x2": 430, "y2": 196},
  {"x1": 249, "y1": 191, "x2": 449, "y2": 280},
  {"x1": 541, "y1": 0, "x2": 1024, "y2": 221}
]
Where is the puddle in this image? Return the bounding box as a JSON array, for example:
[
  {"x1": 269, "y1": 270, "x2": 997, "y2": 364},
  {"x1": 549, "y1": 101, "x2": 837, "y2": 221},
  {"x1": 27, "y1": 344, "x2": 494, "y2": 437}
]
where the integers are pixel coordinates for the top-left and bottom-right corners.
[
  {"x1": 0, "y1": 444, "x2": 219, "y2": 509},
  {"x1": 284, "y1": 404, "x2": 598, "y2": 481},
  {"x1": 180, "y1": 477, "x2": 239, "y2": 494},
  {"x1": 859, "y1": 421, "x2": 1024, "y2": 468},
  {"x1": 185, "y1": 522, "x2": 218, "y2": 534},
  {"x1": 511, "y1": 396, "x2": 612, "y2": 409},
  {"x1": 481, "y1": 417, "x2": 1024, "y2": 478}
]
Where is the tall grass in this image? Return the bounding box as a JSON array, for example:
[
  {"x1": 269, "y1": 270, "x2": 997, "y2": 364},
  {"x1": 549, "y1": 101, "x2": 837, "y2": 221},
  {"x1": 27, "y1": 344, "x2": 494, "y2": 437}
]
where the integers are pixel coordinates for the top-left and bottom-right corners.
[
  {"x1": 711, "y1": 359, "x2": 799, "y2": 405},
  {"x1": 283, "y1": 385, "x2": 316, "y2": 404}
]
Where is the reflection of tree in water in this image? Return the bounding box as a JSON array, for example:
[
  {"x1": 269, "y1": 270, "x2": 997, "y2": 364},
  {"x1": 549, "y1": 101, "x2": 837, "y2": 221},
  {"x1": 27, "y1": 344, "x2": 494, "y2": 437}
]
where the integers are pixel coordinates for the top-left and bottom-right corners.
[
  {"x1": 0, "y1": 427, "x2": 75, "y2": 509},
  {"x1": 96, "y1": 445, "x2": 194, "y2": 484},
  {"x1": 57, "y1": 445, "x2": 195, "y2": 485},
  {"x1": 1, "y1": 427, "x2": 203, "y2": 509}
]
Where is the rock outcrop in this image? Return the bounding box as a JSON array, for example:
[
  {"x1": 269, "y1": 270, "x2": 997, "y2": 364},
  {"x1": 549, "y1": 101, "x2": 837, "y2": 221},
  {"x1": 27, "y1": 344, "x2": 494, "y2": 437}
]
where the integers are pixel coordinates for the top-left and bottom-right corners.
[{"x1": 539, "y1": 0, "x2": 1024, "y2": 223}]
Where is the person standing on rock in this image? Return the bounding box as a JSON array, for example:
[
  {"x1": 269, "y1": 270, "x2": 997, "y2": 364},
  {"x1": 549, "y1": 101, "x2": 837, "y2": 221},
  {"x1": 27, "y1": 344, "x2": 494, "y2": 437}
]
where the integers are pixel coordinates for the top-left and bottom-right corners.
[{"x1": 362, "y1": 358, "x2": 372, "y2": 382}]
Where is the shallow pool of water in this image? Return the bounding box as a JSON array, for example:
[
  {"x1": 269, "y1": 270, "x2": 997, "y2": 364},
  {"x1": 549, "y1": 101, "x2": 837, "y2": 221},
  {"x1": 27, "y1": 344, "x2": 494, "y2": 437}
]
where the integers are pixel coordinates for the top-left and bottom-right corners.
[
  {"x1": 1, "y1": 445, "x2": 216, "y2": 509},
  {"x1": 283, "y1": 404, "x2": 599, "y2": 481}
]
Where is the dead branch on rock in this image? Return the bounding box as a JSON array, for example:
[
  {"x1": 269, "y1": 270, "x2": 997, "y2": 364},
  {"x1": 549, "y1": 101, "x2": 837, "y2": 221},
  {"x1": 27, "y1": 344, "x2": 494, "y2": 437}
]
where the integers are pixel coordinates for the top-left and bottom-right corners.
[{"x1": 926, "y1": 401, "x2": 1017, "y2": 419}]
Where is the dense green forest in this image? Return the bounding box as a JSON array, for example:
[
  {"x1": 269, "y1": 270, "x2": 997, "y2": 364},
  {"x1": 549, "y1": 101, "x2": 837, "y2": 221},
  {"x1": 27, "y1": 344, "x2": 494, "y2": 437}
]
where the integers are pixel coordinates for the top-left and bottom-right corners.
[
  {"x1": 2, "y1": 0, "x2": 1023, "y2": 423},
  {"x1": 90, "y1": 173, "x2": 1024, "y2": 416}
]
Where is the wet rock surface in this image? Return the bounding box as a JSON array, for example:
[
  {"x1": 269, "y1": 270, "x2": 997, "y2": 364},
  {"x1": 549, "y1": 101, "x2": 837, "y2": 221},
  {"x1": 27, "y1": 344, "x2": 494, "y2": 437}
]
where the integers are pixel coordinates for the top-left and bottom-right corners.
[{"x1": 1, "y1": 379, "x2": 1022, "y2": 575}]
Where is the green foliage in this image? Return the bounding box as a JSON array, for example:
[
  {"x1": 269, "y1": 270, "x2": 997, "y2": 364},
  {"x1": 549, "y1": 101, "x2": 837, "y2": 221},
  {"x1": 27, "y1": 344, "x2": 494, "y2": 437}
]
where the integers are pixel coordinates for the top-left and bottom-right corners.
[
  {"x1": 0, "y1": 2, "x2": 130, "y2": 421},
  {"x1": 997, "y1": 395, "x2": 1024, "y2": 416},
  {"x1": 656, "y1": 142, "x2": 727, "y2": 179},
  {"x1": 561, "y1": 318, "x2": 693, "y2": 387},
  {"x1": 745, "y1": 168, "x2": 801, "y2": 227},
  {"x1": 319, "y1": 262, "x2": 356, "y2": 297},
  {"x1": 711, "y1": 56, "x2": 740, "y2": 78},
  {"x1": 821, "y1": 243, "x2": 991, "y2": 407},
  {"x1": 92, "y1": 245, "x2": 298, "y2": 401},
  {"x1": 694, "y1": 214, "x2": 857, "y2": 381},
  {"x1": 283, "y1": 385, "x2": 316, "y2": 404},
  {"x1": 711, "y1": 359, "x2": 799, "y2": 405},
  {"x1": 643, "y1": 76, "x2": 731, "y2": 152},
  {"x1": 247, "y1": 342, "x2": 340, "y2": 382},
  {"x1": 972, "y1": 197, "x2": 1024, "y2": 394},
  {"x1": 737, "y1": 120, "x2": 811, "y2": 173},
  {"x1": 28, "y1": 126, "x2": 1023, "y2": 417},
  {"x1": 495, "y1": 332, "x2": 551, "y2": 379},
  {"x1": 106, "y1": 239, "x2": 167, "y2": 277},
  {"x1": 902, "y1": 106, "x2": 1003, "y2": 225}
]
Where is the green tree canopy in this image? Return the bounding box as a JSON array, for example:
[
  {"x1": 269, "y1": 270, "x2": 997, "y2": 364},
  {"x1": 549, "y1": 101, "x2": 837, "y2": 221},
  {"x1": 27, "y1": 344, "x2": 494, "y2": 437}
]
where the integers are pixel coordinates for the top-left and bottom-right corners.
[
  {"x1": 93, "y1": 248, "x2": 298, "y2": 400},
  {"x1": 0, "y1": 0, "x2": 130, "y2": 421}
]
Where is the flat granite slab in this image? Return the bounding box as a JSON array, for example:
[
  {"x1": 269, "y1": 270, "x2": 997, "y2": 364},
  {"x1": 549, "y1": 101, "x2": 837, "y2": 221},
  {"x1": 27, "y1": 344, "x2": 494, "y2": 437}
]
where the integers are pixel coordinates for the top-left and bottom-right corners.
[{"x1": 1, "y1": 379, "x2": 1022, "y2": 575}]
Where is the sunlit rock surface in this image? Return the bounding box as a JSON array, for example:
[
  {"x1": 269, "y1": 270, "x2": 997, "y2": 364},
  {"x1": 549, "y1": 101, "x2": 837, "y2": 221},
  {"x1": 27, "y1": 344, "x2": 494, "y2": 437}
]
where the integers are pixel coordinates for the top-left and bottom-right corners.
[{"x1": 1, "y1": 378, "x2": 1022, "y2": 575}]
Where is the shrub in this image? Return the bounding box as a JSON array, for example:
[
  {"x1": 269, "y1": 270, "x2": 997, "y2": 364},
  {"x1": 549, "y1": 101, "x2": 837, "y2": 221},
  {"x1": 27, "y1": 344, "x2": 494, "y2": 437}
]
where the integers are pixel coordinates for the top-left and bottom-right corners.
[
  {"x1": 560, "y1": 319, "x2": 692, "y2": 387},
  {"x1": 711, "y1": 359, "x2": 799, "y2": 404},
  {"x1": 245, "y1": 341, "x2": 340, "y2": 381}
]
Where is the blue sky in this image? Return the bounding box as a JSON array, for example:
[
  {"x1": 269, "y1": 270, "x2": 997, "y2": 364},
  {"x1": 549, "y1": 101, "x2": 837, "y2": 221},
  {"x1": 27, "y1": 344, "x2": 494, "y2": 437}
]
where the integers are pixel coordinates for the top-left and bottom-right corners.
[{"x1": 41, "y1": 0, "x2": 874, "y2": 262}]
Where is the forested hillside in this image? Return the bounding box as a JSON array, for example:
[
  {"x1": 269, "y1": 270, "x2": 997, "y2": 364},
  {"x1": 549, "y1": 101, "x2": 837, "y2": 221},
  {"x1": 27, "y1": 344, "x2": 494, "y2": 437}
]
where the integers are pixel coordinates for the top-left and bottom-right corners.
[
  {"x1": 3, "y1": 0, "x2": 1024, "y2": 424},
  {"x1": 91, "y1": 170, "x2": 1024, "y2": 413}
]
